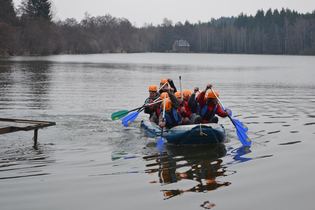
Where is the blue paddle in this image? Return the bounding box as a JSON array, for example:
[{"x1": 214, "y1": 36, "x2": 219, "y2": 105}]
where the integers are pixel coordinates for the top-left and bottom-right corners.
[
  {"x1": 236, "y1": 127, "x2": 251, "y2": 146},
  {"x1": 233, "y1": 118, "x2": 249, "y2": 133},
  {"x1": 114, "y1": 82, "x2": 168, "y2": 123},
  {"x1": 210, "y1": 88, "x2": 251, "y2": 146},
  {"x1": 122, "y1": 107, "x2": 145, "y2": 127},
  {"x1": 121, "y1": 82, "x2": 170, "y2": 127},
  {"x1": 121, "y1": 99, "x2": 164, "y2": 127},
  {"x1": 111, "y1": 106, "x2": 144, "y2": 121},
  {"x1": 216, "y1": 98, "x2": 242, "y2": 132},
  {"x1": 156, "y1": 97, "x2": 166, "y2": 147},
  {"x1": 224, "y1": 108, "x2": 232, "y2": 117}
]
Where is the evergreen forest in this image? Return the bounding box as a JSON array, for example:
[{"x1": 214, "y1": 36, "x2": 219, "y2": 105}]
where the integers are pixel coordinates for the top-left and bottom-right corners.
[{"x1": 1, "y1": 0, "x2": 315, "y2": 56}]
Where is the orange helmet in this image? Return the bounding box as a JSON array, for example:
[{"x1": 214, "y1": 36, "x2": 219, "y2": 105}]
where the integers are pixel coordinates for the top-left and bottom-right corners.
[
  {"x1": 208, "y1": 90, "x2": 219, "y2": 99},
  {"x1": 161, "y1": 99, "x2": 172, "y2": 111},
  {"x1": 160, "y1": 92, "x2": 169, "y2": 100},
  {"x1": 149, "y1": 85, "x2": 157, "y2": 92},
  {"x1": 174, "y1": 92, "x2": 181, "y2": 98},
  {"x1": 183, "y1": 90, "x2": 191, "y2": 99},
  {"x1": 160, "y1": 78, "x2": 168, "y2": 84}
]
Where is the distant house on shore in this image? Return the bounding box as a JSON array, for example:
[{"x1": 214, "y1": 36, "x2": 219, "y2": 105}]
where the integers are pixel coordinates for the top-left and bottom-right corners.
[{"x1": 172, "y1": 39, "x2": 190, "y2": 52}]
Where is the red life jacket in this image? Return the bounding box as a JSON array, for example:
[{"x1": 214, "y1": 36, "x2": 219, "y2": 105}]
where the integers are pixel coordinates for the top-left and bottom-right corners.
[
  {"x1": 178, "y1": 100, "x2": 192, "y2": 118},
  {"x1": 149, "y1": 98, "x2": 161, "y2": 117}
]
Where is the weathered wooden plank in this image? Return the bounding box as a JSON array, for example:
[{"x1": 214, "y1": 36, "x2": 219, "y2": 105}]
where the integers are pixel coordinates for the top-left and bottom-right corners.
[
  {"x1": 0, "y1": 118, "x2": 56, "y2": 145},
  {"x1": 0, "y1": 118, "x2": 55, "y2": 125},
  {"x1": 0, "y1": 126, "x2": 15, "y2": 134}
]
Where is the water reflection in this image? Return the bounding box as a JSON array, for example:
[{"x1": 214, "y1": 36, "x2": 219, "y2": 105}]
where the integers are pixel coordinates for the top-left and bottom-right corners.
[
  {"x1": 143, "y1": 144, "x2": 273, "y2": 200},
  {"x1": 0, "y1": 143, "x2": 55, "y2": 180},
  {"x1": 144, "y1": 144, "x2": 233, "y2": 200},
  {"x1": 226, "y1": 146, "x2": 252, "y2": 165},
  {"x1": 225, "y1": 145, "x2": 273, "y2": 165},
  {"x1": 0, "y1": 61, "x2": 52, "y2": 109},
  {"x1": 0, "y1": 61, "x2": 14, "y2": 105}
]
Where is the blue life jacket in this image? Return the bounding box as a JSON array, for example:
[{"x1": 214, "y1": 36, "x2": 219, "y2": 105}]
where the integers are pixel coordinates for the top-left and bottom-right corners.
[
  {"x1": 200, "y1": 104, "x2": 218, "y2": 121},
  {"x1": 162, "y1": 108, "x2": 181, "y2": 128}
]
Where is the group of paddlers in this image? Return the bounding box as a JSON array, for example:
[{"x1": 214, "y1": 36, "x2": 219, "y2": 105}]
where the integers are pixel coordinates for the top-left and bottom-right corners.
[{"x1": 144, "y1": 78, "x2": 231, "y2": 129}]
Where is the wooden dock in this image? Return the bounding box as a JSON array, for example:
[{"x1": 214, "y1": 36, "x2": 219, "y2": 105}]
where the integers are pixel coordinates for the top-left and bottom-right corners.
[{"x1": 0, "y1": 118, "x2": 56, "y2": 145}]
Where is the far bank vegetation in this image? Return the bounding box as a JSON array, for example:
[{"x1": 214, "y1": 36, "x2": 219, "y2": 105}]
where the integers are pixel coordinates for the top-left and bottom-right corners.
[{"x1": 1, "y1": 0, "x2": 315, "y2": 56}]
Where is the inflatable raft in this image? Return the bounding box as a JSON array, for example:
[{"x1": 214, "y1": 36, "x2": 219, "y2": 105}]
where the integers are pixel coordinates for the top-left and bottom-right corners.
[{"x1": 140, "y1": 118, "x2": 226, "y2": 145}]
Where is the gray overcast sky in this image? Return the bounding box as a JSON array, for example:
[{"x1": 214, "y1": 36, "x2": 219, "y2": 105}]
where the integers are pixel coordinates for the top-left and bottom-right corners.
[{"x1": 13, "y1": 0, "x2": 315, "y2": 26}]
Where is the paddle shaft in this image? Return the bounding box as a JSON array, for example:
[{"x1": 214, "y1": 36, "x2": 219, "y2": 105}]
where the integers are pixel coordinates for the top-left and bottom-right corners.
[
  {"x1": 179, "y1": 76, "x2": 182, "y2": 98},
  {"x1": 156, "y1": 97, "x2": 166, "y2": 146},
  {"x1": 122, "y1": 95, "x2": 165, "y2": 126},
  {"x1": 210, "y1": 88, "x2": 251, "y2": 146},
  {"x1": 161, "y1": 97, "x2": 166, "y2": 137},
  {"x1": 159, "y1": 81, "x2": 169, "y2": 93},
  {"x1": 210, "y1": 88, "x2": 226, "y2": 110},
  {"x1": 128, "y1": 82, "x2": 167, "y2": 113},
  {"x1": 130, "y1": 106, "x2": 144, "y2": 112},
  {"x1": 139, "y1": 82, "x2": 166, "y2": 111},
  {"x1": 210, "y1": 88, "x2": 236, "y2": 126}
]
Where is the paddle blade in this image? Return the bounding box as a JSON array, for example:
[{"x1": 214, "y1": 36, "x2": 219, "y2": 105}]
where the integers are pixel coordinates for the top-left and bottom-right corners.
[
  {"x1": 233, "y1": 118, "x2": 249, "y2": 133},
  {"x1": 236, "y1": 129, "x2": 251, "y2": 146},
  {"x1": 156, "y1": 137, "x2": 164, "y2": 147},
  {"x1": 111, "y1": 110, "x2": 130, "y2": 121},
  {"x1": 122, "y1": 111, "x2": 140, "y2": 127}
]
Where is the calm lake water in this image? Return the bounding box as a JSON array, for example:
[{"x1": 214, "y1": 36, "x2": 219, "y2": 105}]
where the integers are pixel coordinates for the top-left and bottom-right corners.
[{"x1": 0, "y1": 53, "x2": 315, "y2": 210}]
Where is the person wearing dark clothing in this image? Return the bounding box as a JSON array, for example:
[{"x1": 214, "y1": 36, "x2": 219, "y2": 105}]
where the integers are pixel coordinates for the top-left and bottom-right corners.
[
  {"x1": 188, "y1": 87, "x2": 200, "y2": 114},
  {"x1": 159, "y1": 89, "x2": 191, "y2": 129},
  {"x1": 158, "y1": 78, "x2": 177, "y2": 95}
]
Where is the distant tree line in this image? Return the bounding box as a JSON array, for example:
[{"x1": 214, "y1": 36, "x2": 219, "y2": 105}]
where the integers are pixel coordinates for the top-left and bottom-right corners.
[{"x1": 1, "y1": 0, "x2": 315, "y2": 56}]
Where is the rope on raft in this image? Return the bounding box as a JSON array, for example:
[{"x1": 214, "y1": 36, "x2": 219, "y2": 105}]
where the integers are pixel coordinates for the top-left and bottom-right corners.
[{"x1": 199, "y1": 124, "x2": 208, "y2": 136}]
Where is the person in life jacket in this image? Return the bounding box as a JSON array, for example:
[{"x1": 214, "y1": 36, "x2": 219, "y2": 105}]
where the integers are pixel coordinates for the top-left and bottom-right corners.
[
  {"x1": 158, "y1": 78, "x2": 177, "y2": 95},
  {"x1": 175, "y1": 91, "x2": 195, "y2": 123},
  {"x1": 188, "y1": 87, "x2": 200, "y2": 114},
  {"x1": 144, "y1": 85, "x2": 160, "y2": 119},
  {"x1": 158, "y1": 88, "x2": 183, "y2": 128},
  {"x1": 174, "y1": 91, "x2": 183, "y2": 112},
  {"x1": 174, "y1": 92, "x2": 182, "y2": 102},
  {"x1": 176, "y1": 89, "x2": 202, "y2": 124},
  {"x1": 197, "y1": 84, "x2": 230, "y2": 124},
  {"x1": 159, "y1": 89, "x2": 192, "y2": 129},
  {"x1": 174, "y1": 91, "x2": 189, "y2": 120},
  {"x1": 159, "y1": 99, "x2": 182, "y2": 129},
  {"x1": 187, "y1": 87, "x2": 203, "y2": 124},
  {"x1": 150, "y1": 91, "x2": 169, "y2": 124},
  {"x1": 181, "y1": 90, "x2": 193, "y2": 119}
]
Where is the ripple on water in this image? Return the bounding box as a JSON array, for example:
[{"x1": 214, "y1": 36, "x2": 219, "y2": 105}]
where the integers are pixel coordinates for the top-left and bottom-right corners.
[
  {"x1": 0, "y1": 143, "x2": 55, "y2": 180},
  {"x1": 278, "y1": 141, "x2": 301, "y2": 145}
]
